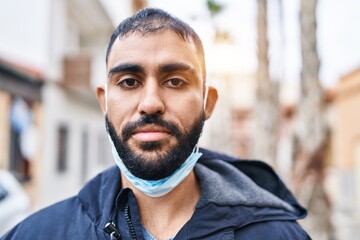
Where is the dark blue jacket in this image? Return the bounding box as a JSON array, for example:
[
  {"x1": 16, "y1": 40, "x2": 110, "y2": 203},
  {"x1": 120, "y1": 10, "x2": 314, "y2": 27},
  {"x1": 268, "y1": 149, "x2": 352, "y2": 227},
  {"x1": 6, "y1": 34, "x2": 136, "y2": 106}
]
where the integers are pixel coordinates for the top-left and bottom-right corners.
[{"x1": 2, "y1": 149, "x2": 311, "y2": 239}]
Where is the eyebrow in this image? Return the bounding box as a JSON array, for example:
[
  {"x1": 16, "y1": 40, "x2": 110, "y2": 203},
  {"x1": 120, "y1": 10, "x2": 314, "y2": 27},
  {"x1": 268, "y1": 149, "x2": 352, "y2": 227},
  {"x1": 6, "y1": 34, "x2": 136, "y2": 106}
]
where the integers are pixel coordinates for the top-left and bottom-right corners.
[
  {"x1": 158, "y1": 63, "x2": 196, "y2": 75},
  {"x1": 108, "y1": 62, "x2": 197, "y2": 79},
  {"x1": 108, "y1": 63, "x2": 145, "y2": 77}
]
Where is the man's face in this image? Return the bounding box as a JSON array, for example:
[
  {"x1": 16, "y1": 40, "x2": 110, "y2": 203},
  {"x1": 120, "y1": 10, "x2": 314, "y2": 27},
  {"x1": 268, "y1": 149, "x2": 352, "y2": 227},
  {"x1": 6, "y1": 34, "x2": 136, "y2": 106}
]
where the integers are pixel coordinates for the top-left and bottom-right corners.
[{"x1": 98, "y1": 31, "x2": 216, "y2": 180}]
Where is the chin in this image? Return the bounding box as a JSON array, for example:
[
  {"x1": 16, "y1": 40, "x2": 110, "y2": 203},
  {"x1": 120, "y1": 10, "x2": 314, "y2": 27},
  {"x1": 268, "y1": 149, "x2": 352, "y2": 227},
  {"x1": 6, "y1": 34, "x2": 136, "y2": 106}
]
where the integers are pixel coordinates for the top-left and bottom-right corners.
[
  {"x1": 138, "y1": 141, "x2": 164, "y2": 151},
  {"x1": 131, "y1": 142, "x2": 175, "y2": 160},
  {"x1": 131, "y1": 138, "x2": 175, "y2": 152}
]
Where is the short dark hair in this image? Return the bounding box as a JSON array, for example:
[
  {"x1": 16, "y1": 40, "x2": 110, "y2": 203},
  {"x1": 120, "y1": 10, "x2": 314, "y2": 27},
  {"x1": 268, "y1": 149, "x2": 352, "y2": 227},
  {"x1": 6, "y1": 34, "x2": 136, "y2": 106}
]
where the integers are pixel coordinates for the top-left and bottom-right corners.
[{"x1": 105, "y1": 8, "x2": 206, "y2": 79}]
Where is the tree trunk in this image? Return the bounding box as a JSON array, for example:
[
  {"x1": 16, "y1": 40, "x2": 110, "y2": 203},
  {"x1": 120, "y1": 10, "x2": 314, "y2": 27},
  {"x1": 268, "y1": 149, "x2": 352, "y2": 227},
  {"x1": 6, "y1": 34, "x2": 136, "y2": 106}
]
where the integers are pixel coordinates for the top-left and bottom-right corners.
[
  {"x1": 296, "y1": 0, "x2": 325, "y2": 152},
  {"x1": 252, "y1": 0, "x2": 279, "y2": 166},
  {"x1": 131, "y1": 0, "x2": 147, "y2": 13},
  {"x1": 293, "y1": 0, "x2": 334, "y2": 239}
]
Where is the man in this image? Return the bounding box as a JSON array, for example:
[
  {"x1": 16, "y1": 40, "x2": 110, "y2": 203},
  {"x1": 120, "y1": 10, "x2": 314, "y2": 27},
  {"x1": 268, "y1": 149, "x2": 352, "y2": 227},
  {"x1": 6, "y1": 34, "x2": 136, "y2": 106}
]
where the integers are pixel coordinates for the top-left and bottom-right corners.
[{"x1": 2, "y1": 8, "x2": 311, "y2": 240}]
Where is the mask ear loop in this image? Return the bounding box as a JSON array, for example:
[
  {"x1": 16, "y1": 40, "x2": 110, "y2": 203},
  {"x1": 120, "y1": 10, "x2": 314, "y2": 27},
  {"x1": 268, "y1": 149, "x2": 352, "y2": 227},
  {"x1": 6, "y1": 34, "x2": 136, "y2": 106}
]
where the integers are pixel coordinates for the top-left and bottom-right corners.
[
  {"x1": 105, "y1": 83, "x2": 108, "y2": 113},
  {"x1": 195, "y1": 84, "x2": 209, "y2": 154},
  {"x1": 195, "y1": 145, "x2": 199, "y2": 153},
  {"x1": 203, "y1": 84, "x2": 209, "y2": 111}
]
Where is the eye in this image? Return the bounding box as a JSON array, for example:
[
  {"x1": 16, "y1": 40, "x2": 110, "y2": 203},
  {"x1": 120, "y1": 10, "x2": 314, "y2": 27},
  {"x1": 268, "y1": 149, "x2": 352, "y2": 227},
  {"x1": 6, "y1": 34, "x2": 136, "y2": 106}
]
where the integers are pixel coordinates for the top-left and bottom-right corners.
[
  {"x1": 118, "y1": 78, "x2": 141, "y2": 89},
  {"x1": 164, "y1": 78, "x2": 185, "y2": 88}
]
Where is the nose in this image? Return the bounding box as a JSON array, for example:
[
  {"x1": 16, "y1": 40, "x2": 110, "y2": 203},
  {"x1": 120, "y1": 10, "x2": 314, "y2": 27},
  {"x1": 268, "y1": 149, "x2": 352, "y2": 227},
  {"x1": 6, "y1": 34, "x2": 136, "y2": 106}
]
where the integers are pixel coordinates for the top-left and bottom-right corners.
[{"x1": 137, "y1": 80, "x2": 165, "y2": 115}]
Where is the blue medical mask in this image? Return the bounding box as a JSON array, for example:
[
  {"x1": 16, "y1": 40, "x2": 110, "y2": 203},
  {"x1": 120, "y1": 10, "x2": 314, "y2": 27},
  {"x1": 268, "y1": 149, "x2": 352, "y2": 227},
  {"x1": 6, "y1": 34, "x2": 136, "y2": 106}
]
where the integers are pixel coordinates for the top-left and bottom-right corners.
[{"x1": 108, "y1": 135, "x2": 202, "y2": 198}]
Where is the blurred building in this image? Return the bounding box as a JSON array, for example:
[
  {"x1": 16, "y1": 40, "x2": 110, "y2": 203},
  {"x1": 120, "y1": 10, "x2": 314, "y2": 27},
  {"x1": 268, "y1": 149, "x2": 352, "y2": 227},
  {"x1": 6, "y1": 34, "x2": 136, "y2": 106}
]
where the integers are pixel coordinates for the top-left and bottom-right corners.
[
  {"x1": 228, "y1": 66, "x2": 360, "y2": 239},
  {"x1": 199, "y1": 42, "x2": 257, "y2": 156},
  {"x1": 1, "y1": 1, "x2": 359, "y2": 238},
  {"x1": 0, "y1": 0, "x2": 115, "y2": 222},
  {"x1": 0, "y1": 60, "x2": 44, "y2": 231},
  {"x1": 0, "y1": 61, "x2": 43, "y2": 181},
  {"x1": 332, "y1": 67, "x2": 360, "y2": 239}
]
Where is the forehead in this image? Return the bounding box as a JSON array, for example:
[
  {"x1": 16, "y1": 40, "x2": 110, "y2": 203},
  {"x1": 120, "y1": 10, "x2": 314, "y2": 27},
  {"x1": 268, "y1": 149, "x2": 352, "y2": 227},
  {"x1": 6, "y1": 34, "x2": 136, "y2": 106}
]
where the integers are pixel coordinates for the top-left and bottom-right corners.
[{"x1": 107, "y1": 31, "x2": 203, "y2": 76}]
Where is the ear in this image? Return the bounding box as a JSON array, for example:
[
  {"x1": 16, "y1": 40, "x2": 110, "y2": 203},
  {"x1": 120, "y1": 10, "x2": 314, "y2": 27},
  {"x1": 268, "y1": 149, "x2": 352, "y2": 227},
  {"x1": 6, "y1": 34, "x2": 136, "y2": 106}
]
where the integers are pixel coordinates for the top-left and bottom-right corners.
[
  {"x1": 204, "y1": 86, "x2": 218, "y2": 120},
  {"x1": 96, "y1": 85, "x2": 106, "y2": 115}
]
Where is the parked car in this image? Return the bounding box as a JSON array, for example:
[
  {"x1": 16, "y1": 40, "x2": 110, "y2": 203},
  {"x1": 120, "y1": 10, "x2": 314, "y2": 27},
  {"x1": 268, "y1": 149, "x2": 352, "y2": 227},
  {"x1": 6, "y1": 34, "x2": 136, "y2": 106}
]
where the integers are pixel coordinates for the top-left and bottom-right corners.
[{"x1": 0, "y1": 170, "x2": 30, "y2": 235}]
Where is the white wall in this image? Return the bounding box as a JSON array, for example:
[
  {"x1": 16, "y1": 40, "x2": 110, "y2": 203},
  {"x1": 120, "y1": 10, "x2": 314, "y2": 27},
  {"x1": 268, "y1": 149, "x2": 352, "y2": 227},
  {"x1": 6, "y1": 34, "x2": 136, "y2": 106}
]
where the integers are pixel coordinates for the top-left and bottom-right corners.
[
  {"x1": 0, "y1": 0, "x2": 51, "y2": 73},
  {"x1": 38, "y1": 83, "x2": 109, "y2": 208}
]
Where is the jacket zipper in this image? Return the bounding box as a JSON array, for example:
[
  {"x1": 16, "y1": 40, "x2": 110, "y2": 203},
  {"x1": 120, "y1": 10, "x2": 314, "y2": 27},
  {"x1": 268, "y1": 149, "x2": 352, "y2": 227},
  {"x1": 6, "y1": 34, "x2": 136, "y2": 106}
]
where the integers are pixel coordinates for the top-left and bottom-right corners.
[{"x1": 124, "y1": 202, "x2": 137, "y2": 240}]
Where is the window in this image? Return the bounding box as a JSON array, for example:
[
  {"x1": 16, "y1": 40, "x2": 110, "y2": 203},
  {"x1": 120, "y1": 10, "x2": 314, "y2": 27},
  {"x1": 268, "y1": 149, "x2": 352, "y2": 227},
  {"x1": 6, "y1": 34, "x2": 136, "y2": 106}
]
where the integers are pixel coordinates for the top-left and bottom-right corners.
[
  {"x1": 57, "y1": 125, "x2": 68, "y2": 172},
  {"x1": 81, "y1": 129, "x2": 88, "y2": 183},
  {"x1": 9, "y1": 97, "x2": 33, "y2": 182},
  {"x1": 97, "y1": 132, "x2": 112, "y2": 167}
]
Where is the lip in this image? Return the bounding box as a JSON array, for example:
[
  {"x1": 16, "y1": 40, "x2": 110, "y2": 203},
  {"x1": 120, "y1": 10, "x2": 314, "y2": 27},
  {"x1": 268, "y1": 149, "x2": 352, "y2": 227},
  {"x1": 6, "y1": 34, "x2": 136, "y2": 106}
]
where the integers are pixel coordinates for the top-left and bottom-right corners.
[{"x1": 131, "y1": 125, "x2": 171, "y2": 142}]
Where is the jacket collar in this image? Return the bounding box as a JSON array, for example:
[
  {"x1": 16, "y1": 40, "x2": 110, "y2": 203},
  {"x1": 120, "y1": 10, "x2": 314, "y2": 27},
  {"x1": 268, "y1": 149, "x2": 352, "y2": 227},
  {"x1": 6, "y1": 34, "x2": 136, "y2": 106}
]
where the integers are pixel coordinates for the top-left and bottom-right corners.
[
  {"x1": 76, "y1": 148, "x2": 307, "y2": 239},
  {"x1": 77, "y1": 166, "x2": 121, "y2": 231},
  {"x1": 195, "y1": 160, "x2": 294, "y2": 211}
]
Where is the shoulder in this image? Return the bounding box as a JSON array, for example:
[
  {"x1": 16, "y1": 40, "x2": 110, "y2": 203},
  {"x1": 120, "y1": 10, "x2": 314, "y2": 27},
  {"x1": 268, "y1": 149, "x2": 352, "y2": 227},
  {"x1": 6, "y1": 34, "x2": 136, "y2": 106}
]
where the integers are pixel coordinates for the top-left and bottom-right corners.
[
  {"x1": 1, "y1": 167, "x2": 120, "y2": 240},
  {"x1": 198, "y1": 148, "x2": 307, "y2": 213},
  {"x1": 1, "y1": 197, "x2": 92, "y2": 240},
  {"x1": 235, "y1": 220, "x2": 311, "y2": 240}
]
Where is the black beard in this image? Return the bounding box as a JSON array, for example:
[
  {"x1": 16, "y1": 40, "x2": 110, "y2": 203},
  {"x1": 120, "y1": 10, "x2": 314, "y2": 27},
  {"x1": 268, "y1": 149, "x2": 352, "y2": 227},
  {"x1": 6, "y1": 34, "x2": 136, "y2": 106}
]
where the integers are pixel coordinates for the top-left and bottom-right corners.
[{"x1": 106, "y1": 112, "x2": 205, "y2": 180}]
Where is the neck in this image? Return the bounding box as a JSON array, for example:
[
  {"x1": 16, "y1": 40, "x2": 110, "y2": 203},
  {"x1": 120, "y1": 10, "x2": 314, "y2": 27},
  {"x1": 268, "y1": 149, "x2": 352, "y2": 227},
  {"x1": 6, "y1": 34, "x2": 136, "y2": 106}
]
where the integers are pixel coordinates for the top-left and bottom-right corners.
[{"x1": 121, "y1": 171, "x2": 200, "y2": 240}]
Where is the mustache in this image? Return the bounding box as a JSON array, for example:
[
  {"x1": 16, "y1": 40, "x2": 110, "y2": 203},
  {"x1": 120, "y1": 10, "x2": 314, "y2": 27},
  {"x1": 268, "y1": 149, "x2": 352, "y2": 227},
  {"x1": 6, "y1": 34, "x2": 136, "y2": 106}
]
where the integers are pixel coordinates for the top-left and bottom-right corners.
[{"x1": 107, "y1": 114, "x2": 182, "y2": 142}]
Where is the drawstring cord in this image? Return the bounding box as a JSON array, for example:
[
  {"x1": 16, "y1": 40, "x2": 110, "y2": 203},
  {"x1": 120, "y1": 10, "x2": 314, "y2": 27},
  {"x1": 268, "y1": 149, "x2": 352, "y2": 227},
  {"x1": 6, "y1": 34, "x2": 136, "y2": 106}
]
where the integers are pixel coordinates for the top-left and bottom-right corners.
[
  {"x1": 104, "y1": 221, "x2": 121, "y2": 240},
  {"x1": 104, "y1": 202, "x2": 137, "y2": 240}
]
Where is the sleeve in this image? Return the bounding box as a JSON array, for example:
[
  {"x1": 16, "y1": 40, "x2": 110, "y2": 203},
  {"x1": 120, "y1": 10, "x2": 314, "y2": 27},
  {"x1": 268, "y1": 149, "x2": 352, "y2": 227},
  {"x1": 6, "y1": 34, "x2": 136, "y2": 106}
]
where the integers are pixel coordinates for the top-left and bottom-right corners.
[
  {"x1": 0, "y1": 197, "x2": 89, "y2": 240},
  {"x1": 1, "y1": 220, "x2": 30, "y2": 240}
]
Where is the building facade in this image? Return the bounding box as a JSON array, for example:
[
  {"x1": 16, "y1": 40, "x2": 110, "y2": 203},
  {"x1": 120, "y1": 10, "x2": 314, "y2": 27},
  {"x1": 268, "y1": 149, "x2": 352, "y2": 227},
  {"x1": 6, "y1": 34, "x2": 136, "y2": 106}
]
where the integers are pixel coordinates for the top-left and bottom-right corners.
[
  {"x1": 0, "y1": 1, "x2": 115, "y2": 232},
  {"x1": 332, "y1": 67, "x2": 360, "y2": 239}
]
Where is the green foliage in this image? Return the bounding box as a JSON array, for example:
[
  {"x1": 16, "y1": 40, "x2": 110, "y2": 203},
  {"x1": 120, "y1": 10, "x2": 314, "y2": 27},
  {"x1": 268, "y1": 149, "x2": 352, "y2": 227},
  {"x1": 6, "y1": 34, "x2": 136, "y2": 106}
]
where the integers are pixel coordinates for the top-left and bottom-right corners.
[{"x1": 207, "y1": 0, "x2": 224, "y2": 17}]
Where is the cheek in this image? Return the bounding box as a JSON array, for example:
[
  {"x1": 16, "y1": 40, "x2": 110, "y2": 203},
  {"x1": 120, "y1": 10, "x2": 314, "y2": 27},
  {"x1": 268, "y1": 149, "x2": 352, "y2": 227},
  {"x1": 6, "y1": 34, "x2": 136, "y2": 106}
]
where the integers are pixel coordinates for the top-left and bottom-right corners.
[
  {"x1": 106, "y1": 90, "x2": 139, "y2": 130},
  {"x1": 166, "y1": 93, "x2": 203, "y2": 130}
]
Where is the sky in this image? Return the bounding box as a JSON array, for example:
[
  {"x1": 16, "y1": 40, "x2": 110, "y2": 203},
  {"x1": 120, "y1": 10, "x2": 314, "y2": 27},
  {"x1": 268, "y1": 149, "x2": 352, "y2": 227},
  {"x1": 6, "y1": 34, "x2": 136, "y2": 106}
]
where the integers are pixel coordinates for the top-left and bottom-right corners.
[{"x1": 101, "y1": 0, "x2": 360, "y2": 88}]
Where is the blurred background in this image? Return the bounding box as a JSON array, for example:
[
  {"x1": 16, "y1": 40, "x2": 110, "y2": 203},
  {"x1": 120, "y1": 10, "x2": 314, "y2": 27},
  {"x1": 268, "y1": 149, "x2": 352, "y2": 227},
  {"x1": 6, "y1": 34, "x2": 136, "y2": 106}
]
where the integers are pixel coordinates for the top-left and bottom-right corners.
[{"x1": 0, "y1": 0, "x2": 359, "y2": 239}]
